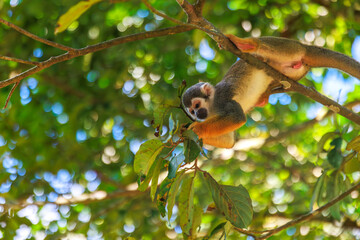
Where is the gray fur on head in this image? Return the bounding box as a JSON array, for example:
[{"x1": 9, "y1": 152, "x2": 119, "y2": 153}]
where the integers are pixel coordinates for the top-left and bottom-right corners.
[{"x1": 182, "y1": 82, "x2": 209, "y2": 107}]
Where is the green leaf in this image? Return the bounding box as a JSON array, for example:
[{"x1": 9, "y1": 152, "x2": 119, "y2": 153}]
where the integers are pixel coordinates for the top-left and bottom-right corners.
[
  {"x1": 153, "y1": 105, "x2": 169, "y2": 131},
  {"x1": 134, "y1": 139, "x2": 164, "y2": 175},
  {"x1": 178, "y1": 80, "x2": 187, "y2": 98},
  {"x1": 55, "y1": 0, "x2": 103, "y2": 34},
  {"x1": 310, "y1": 171, "x2": 326, "y2": 211},
  {"x1": 168, "y1": 113, "x2": 175, "y2": 135},
  {"x1": 224, "y1": 221, "x2": 233, "y2": 238},
  {"x1": 346, "y1": 135, "x2": 360, "y2": 152},
  {"x1": 167, "y1": 170, "x2": 186, "y2": 221},
  {"x1": 203, "y1": 171, "x2": 253, "y2": 228},
  {"x1": 344, "y1": 155, "x2": 360, "y2": 174},
  {"x1": 327, "y1": 138, "x2": 343, "y2": 168},
  {"x1": 317, "y1": 132, "x2": 338, "y2": 154},
  {"x1": 318, "y1": 172, "x2": 329, "y2": 206},
  {"x1": 179, "y1": 174, "x2": 195, "y2": 235},
  {"x1": 150, "y1": 158, "x2": 163, "y2": 201},
  {"x1": 124, "y1": 237, "x2": 136, "y2": 240},
  {"x1": 168, "y1": 154, "x2": 185, "y2": 179},
  {"x1": 330, "y1": 172, "x2": 341, "y2": 221},
  {"x1": 184, "y1": 139, "x2": 200, "y2": 163},
  {"x1": 183, "y1": 130, "x2": 208, "y2": 159},
  {"x1": 138, "y1": 158, "x2": 159, "y2": 192},
  {"x1": 156, "y1": 177, "x2": 174, "y2": 217},
  {"x1": 207, "y1": 222, "x2": 227, "y2": 239},
  {"x1": 191, "y1": 205, "x2": 203, "y2": 236}
]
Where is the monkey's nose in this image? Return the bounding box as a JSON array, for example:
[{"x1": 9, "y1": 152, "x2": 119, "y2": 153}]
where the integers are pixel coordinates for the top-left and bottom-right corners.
[{"x1": 196, "y1": 108, "x2": 208, "y2": 119}]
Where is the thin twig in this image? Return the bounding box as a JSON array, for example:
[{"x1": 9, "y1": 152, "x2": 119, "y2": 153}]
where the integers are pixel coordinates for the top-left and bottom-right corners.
[
  {"x1": 194, "y1": 0, "x2": 206, "y2": 15},
  {"x1": 141, "y1": 0, "x2": 185, "y2": 25},
  {"x1": 0, "y1": 56, "x2": 40, "y2": 66},
  {"x1": 3, "y1": 81, "x2": 19, "y2": 109},
  {"x1": 256, "y1": 182, "x2": 360, "y2": 239},
  {"x1": 287, "y1": 80, "x2": 360, "y2": 125},
  {"x1": 0, "y1": 18, "x2": 75, "y2": 52},
  {"x1": 263, "y1": 100, "x2": 360, "y2": 146},
  {"x1": 0, "y1": 25, "x2": 194, "y2": 89}
]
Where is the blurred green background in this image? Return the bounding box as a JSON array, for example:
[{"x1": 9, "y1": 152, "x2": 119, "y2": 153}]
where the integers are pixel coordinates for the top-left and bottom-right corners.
[{"x1": 0, "y1": 0, "x2": 360, "y2": 239}]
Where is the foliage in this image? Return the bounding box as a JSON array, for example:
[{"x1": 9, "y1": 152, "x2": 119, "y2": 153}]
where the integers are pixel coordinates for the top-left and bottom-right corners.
[{"x1": 0, "y1": 0, "x2": 360, "y2": 239}]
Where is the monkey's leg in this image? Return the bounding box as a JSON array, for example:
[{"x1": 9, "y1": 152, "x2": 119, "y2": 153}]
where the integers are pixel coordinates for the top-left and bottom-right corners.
[
  {"x1": 226, "y1": 34, "x2": 258, "y2": 52},
  {"x1": 202, "y1": 132, "x2": 235, "y2": 148}
]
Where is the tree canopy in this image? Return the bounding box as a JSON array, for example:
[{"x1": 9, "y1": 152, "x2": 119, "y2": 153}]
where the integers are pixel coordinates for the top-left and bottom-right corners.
[{"x1": 1, "y1": 0, "x2": 360, "y2": 239}]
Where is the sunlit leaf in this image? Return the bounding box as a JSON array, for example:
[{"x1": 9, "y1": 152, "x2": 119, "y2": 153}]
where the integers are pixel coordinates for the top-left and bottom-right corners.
[
  {"x1": 179, "y1": 174, "x2": 195, "y2": 234},
  {"x1": 55, "y1": 0, "x2": 103, "y2": 34},
  {"x1": 134, "y1": 139, "x2": 164, "y2": 175},
  {"x1": 317, "y1": 132, "x2": 338, "y2": 154},
  {"x1": 206, "y1": 221, "x2": 227, "y2": 239},
  {"x1": 310, "y1": 171, "x2": 326, "y2": 211},
  {"x1": 150, "y1": 158, "x2": 163, "y2": 201},
  {"x1": 191, "y1": 205, "x2": 203, "y2": 236},
  {"x1": 156, "y1": 177, "x2": 174, "y2": 217},
  {"x1": 138, "y1": 158, "x2": 159, "y2": 192},
  {"x1": 344, "y1": 155, "x2": 360, "y2": 174},
  {"x1": 153, "y1": 105, "x2": 169, "y2": 131},
  {"x1": 203, "y1": 171, "x2": 253, "y2": 228},
  {"x1": 346, "y1": 135, "x2": 360, "y2": 152},
  {"x1": 167, "y1": 170, "x2": 186, "y2": 221},
  {"x1": 168, "y1": 154, "x2": 185, "y2": 179},
  {"x1": 330, "y1": 172, "x2": 342, "y2": 221}
]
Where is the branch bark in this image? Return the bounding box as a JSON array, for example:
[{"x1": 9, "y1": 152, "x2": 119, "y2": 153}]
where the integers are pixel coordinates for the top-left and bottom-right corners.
[
  {"x1": 0, "y1": 18, "x2": 75, "y2": 52},
  {"x1": 0, "y1": 56, "x2": 40, "y2": 66},
  {"x1": 0, "y1": 24, "x2": 194, "y2": 89},
  {"x1": 233, "y1": 181, "x2": 360, "y2": 239}
]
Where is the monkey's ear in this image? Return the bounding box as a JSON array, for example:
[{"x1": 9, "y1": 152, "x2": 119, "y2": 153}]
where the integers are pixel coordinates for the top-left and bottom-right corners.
[{"x1": 201, "y1": 83, "x2": 215, "y2": 97}]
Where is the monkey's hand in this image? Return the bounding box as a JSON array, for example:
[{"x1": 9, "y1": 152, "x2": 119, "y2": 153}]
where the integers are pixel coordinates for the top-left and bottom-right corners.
[
  {"x1": 189, "y1": 115, "x2": 245, "y2": 138},
  {"x1": 189, "y1": 116, "x2": 244, "y2": 148}
]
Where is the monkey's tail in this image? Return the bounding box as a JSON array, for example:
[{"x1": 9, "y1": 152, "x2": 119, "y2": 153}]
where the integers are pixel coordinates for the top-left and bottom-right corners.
[{"x1": 304, "y1": 45, "x2": 360, "y2": 80}]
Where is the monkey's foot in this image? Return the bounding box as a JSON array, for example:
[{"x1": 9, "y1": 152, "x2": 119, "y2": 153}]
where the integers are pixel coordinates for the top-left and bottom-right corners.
[
  {"x1": 292, "y1": 61, "x2": 303, "y2": 69},
  {"x1": 226, "y1": 34, "x2": 258, "y2": 52}
]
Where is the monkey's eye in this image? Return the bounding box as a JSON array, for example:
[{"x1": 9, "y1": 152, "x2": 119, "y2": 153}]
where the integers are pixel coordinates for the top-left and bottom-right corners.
[
  {"x1": 190, "y1": 110, "x2": 195, "y2": 115},
  {"x1": 195, "y1": 103, "x2": 200, "y2": 109}
]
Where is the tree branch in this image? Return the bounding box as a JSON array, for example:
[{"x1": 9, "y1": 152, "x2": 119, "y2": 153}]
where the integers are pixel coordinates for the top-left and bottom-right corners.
[
  {"x1": 141, "y1": 0, "x2": 185, "y2": 25},
  {"x1": 0, "y1": 24, "x2": 194, "y2": 106},
  {"x1": 0, "y1": 56, "x2": 40, "y2": 66},
  {"x1": 233, "y1": 181, "x2": 360, "y2": 239},
  {"x1": 175, "y1": 1, "x2": 360, "y2": 126},
  {"x1": 3, "y1": 81, "x2": 19, "y2": 109},
  {"x1": 0, "y1": 18, "x2": 75, "y2": 52}
]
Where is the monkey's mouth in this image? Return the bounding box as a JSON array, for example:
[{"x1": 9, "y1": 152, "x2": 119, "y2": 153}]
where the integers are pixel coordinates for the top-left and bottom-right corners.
[{"x1": 196, "y1": 108, "x2": 208, "y2": 120}]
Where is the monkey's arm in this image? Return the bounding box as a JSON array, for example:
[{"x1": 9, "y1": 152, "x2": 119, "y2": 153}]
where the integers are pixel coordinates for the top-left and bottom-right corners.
[{"x1": 189, "y1": 100, "x2": 246, "y2": 148}]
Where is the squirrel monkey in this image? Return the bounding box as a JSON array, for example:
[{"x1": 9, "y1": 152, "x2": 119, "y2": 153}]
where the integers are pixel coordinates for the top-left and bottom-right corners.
[{"x1": 182, "y1": 34, "x2": 360, "y2": 148}]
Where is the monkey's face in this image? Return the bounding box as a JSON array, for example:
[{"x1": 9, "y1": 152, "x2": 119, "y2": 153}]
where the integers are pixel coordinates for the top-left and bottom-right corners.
[
  {"x1": 182, "y1": 82, "x2": 215, "y2": 122},
  {"x1": 186, "y1": 97, "x2": 210, "y2": 121}
]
